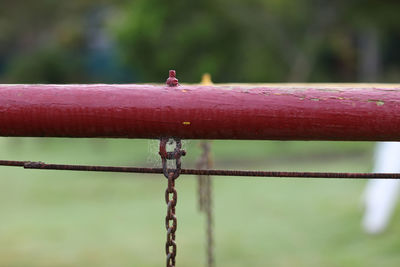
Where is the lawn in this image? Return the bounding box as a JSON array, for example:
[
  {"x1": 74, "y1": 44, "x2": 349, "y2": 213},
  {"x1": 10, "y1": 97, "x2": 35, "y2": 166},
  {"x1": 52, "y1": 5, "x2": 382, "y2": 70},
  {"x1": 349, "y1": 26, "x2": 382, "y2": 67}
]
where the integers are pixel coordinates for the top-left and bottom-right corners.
[{"x1": 0, "y1": 138, "x2": 399, "y2": 266}]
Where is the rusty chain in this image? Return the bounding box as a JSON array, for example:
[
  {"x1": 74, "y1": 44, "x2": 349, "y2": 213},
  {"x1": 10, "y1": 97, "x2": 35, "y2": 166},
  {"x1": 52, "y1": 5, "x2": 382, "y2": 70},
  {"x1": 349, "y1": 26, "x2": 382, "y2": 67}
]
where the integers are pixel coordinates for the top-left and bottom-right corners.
[
  {"x1": 196, "y1": 141, "x2": 214, "y2": 267},
  {"x1": 159, "y1": 137, "x2": 186, "y2": 267}
]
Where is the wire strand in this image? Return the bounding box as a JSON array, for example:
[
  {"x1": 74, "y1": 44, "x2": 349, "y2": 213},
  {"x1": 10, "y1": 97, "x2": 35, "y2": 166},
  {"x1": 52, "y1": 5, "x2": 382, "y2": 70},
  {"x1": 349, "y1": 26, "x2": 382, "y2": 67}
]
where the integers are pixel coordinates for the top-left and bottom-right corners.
[{"x1": 0, "y1": 160, "x2": 400, "y2": 179}]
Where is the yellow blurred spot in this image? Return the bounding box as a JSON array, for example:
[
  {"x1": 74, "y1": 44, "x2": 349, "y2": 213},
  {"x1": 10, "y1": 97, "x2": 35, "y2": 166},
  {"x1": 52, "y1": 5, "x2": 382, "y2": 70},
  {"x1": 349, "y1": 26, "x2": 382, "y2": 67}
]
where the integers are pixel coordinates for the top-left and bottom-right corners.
[
  {"x1": 181, "y1": 89, "x2": 188, "y2": 92},
  {"x1": 182, "y1": 122, "x2": 191, "y2": 125},
  {"x1": 201, "y1": 73, "x2": 213, "y2": 85}
]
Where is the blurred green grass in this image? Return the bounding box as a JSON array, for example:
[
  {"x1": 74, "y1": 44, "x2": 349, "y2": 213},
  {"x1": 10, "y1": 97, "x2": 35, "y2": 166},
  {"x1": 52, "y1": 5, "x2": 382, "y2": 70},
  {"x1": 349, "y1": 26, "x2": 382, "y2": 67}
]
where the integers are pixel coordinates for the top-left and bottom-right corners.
[{"x1": 1, "y1": 138, "x2": 400, "y2": 266}]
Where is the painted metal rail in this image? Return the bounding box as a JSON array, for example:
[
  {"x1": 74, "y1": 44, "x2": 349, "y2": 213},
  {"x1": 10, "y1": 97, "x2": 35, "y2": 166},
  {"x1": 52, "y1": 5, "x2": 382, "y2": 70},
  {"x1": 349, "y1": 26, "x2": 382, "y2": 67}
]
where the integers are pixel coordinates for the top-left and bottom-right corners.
[{"x1": 0, "y1": 83, "x2": 399, "y2": 140}]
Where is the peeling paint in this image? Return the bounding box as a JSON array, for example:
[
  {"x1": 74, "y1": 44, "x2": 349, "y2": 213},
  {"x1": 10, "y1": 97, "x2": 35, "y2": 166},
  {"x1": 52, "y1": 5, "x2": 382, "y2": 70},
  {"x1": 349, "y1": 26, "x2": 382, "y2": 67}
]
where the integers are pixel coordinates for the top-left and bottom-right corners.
[
  {"x1": 316, "y1": 88, "x2": 343, "y2": 93},
  {"x1": 368, "y1": 99, "x2": 385, "y2": 106}
]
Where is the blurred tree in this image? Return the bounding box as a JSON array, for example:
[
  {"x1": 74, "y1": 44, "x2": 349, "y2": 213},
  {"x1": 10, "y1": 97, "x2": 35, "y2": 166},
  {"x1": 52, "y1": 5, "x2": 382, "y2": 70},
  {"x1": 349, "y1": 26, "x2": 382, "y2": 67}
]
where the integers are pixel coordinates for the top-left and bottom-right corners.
[
  {"x1": 1, "y1": 0, "x2": 400, "y2": 83},
  {"x1": 3, "y1": 47, "x2": 85, "y2": 83},
  {"x1": 113, "y1": 0, "x2": 400, "y2": 83},
  {"x1": 0, "y1": 0, "x2": 128, "y2": 83},
  {"x1": 113, "y1": 0, "x2": 327, "y2": 82},
  {"x1": 113, "y1": 0, "x2": 242, "y2": 82}
]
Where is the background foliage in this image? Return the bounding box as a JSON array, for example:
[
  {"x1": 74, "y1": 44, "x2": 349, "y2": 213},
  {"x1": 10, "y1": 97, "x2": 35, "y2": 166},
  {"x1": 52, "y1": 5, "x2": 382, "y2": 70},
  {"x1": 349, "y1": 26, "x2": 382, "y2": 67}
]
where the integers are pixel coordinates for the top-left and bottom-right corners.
[{"x1": 1, "y1": 0, "x2": 400, "y2": 83}]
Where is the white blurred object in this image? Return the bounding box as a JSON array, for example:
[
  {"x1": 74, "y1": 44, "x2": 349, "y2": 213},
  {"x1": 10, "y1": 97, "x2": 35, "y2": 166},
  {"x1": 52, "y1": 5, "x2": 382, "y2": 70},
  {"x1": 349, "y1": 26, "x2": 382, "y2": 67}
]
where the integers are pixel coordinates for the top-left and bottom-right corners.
[{"x1": 362, "y1": 142, "x2": 400, "y2": 234}]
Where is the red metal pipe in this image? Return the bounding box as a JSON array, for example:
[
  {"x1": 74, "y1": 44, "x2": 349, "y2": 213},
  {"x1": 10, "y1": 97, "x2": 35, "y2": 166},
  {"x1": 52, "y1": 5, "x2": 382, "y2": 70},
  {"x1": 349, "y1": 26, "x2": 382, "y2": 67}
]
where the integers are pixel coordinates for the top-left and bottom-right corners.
[{"x1": 0, "y1": 83, "x2": 399, "y2": 140}]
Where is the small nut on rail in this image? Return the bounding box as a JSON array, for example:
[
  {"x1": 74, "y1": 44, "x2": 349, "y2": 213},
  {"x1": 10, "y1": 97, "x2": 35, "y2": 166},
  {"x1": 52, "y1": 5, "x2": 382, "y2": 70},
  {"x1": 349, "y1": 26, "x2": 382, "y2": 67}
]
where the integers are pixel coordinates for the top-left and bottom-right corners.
[{"x1": 166, "y1": 70, "x2": 179, "y2": 87}]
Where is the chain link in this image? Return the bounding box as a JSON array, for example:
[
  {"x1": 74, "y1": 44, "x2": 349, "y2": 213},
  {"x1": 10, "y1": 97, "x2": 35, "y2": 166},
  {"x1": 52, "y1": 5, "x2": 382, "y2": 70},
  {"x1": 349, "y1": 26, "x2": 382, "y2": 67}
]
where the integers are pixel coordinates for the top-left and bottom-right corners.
[
  {"x1": 196, "y1": 141, "x2": 214, "y2": 267},
  {"x1": 160, "y1": 137, "x2": 185, "y2": 267}
]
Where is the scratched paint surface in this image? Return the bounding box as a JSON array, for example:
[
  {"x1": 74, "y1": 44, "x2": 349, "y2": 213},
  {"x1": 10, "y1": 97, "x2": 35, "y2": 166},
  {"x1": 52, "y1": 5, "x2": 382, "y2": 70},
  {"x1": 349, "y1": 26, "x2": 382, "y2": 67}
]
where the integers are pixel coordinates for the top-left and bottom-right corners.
[{"x1": 0, "y1": 84, "x2": 399, "y2": 140}]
